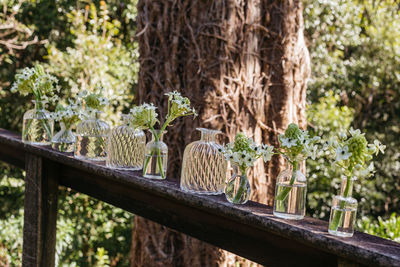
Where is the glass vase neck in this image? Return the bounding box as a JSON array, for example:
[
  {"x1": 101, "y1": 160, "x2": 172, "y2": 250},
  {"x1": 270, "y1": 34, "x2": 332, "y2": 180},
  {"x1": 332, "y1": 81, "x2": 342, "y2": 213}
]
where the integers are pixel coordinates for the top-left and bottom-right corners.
[
  {"x1": 32, "y1": 100, "x2": 47, "y2": 110},
  {"x1": 120, "y1": 114, "x2": 131, "y2": 126},
  {"x1": 196, "y1": 128, "x2": 221, "y2": 142},
  {"x1": 339, "y1": 177, "x2": 356, "y2": 197},
  {"x1": 285, "y1": 159, "x2": 302, "y2": 171},
  {"x1": 233, "y1": 164, "x2": 248, "y2": 177},
  {"x1": 151, "y1": 130, "x2": 166, "y2": 142},
  {"x1": 87, "y1": 109, "x2": 102, "y2": 120}
]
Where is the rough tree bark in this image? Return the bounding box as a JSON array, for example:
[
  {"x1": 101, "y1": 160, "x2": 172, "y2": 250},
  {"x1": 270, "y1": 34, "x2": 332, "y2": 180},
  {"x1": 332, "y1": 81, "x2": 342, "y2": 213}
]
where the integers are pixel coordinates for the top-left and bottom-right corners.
[{"x1": 131, "y1": 0, "x2": 310, "y2": 266}]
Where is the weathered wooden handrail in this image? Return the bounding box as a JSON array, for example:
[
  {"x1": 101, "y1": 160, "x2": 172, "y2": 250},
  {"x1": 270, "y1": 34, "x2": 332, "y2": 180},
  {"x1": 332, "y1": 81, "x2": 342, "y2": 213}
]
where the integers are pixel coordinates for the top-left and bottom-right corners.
[{"x1": 0, "y1": 128, "x2": 399, "y2": 267}]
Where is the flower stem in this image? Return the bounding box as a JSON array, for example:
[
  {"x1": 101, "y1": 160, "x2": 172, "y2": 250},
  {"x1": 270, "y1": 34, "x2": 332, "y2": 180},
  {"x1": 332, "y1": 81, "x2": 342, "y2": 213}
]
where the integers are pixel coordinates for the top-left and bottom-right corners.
[
  {"x1": 232, "y1": 166, "x2": 248, "y2": 204},
  {"x1": 329, "y1": 177, "x2": 352, "y2": 232},
  {"x1": 275, "y1": 161, "x2": 299, "y2": 201}
]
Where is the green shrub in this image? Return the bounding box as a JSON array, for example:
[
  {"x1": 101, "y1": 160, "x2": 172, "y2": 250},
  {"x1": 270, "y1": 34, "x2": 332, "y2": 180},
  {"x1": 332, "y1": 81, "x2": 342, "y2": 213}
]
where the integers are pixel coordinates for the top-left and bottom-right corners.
[{"x1": 358, "y1": 213, "x2": 400, "y2": 242}]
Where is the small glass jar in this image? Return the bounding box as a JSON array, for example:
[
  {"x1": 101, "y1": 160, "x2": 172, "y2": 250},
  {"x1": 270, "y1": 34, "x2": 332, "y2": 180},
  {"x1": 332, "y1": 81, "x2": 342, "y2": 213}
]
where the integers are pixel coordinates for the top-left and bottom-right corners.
[
  {"x1": 180, "y1": 128, "x2": 227, "y2": 194},
  {"x1": 224, "y1": 165, "x2": 250, "y2": 204},
  {"x1": 143, "y1": 130, "x2": 168, "y2": 179},
  {"x1": 328, "y1": 177, "x2": 358, "y2": 237},
  {"x1": 106, "y1": 114, "x2": 146, "y2": 170},
  {"x1": 273, "y1": 160, "x2": 307, "y2": 220},
  {"x1": 22, "y1": 100, "x2": 54, "y2": 145},
  {"x1": 52, "y1": 122, "x2": 76, "y2": 153},
  {"x1": 74, "y1": 110, "x2": 110, "y2": 161}
]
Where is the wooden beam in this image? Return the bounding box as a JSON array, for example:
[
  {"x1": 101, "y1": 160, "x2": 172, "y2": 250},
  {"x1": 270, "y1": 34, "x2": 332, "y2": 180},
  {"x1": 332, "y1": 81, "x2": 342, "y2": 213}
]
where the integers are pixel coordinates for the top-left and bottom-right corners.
[
  {"x1": 0, "y1": 129, "x2": 398, "y2": 266},
  {"x1": 22, "y1": 154, "x2": 58, "y2": 267}
]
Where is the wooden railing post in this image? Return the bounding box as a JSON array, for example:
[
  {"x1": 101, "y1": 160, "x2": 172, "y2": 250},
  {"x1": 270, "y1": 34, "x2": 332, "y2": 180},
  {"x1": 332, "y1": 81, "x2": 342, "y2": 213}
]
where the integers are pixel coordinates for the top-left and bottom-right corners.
[{"x1": 22, "y1": 154, "x2": 59, "y2": 267}]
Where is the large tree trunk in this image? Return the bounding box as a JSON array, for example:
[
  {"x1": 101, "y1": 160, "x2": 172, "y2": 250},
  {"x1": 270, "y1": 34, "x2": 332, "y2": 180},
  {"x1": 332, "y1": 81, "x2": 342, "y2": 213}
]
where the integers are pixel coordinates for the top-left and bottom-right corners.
[{"x1": 131, "y1": 0, "x2": 309, "y2": 266}]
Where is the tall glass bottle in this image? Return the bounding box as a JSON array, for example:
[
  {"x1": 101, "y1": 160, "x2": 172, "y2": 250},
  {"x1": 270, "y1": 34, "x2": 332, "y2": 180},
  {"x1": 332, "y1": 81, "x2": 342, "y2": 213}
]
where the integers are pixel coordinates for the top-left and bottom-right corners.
[
  {"x1": 106, "y1": 115, "x2": 146, "y2": 170},
  {"x1": 22, "y1": 100, "x2": 54, "y2": 145},
  {"x1": 180, "y1": 128, "x2": 227, "y2": 194},
  {"x1": 328, "y1": 177, "x2": 358, "y2": 237},
  {"x1": 143, "y1": 130, "x2": 168, "y2": 179},
  {"x1": 52, "y1": 122, "x2": 76, "y2": 153},
  {"x1": 74, "y1": 110, "x2": 110, "y2": 161},
  {"x1": 273, "y1": 160, "x2": 307, "y2": 220}
]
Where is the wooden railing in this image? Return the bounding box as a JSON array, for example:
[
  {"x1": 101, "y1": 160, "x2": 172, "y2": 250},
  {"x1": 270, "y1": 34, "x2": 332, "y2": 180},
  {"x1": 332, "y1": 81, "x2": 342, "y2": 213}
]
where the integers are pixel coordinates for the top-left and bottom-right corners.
[{"x1": 0, "y1": 128, "x2": 399, "y2": 267}]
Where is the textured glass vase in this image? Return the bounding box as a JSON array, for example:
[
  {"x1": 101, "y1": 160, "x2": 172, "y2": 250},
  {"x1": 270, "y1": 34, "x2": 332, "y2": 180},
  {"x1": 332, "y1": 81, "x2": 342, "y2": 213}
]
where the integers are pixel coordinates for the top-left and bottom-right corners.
[
  {"x1": 225, "y1": 165, "x2": 250, "y2": 204},
  {"x1": 180, "y1": 128, "x2": 227, "y2": 194},
  {"x1": 106, "y1": 115, "x2": 146, "y2": 170},
  {"x1": 143, "y1": 130, "x2": 168, "y2": 179},
  {"x1": 52, "y1": 122, "x2": 76, "y2": 153},
  {"x1": 273, "y1": 160, "x2": 307, "y2": 220},
  {"x1": 328, "y1": 177, "x2": 358, "y2": 237},
  {"x1": 74, "y1": 111, "x2": 110, "y2": 161},
  {"x1": 22, "y1": 100, "x2": 54, "y2": 145}
]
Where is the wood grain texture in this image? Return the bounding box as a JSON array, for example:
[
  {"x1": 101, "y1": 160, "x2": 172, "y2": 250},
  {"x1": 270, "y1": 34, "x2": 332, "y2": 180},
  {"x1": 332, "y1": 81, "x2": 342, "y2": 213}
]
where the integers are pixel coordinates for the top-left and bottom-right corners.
[
  {"x1": 0, "y1": 129, "x2": 399, "y2": 266},
  {"x1": 22, "y1": 153, "x2": 58, "y2": 267}
]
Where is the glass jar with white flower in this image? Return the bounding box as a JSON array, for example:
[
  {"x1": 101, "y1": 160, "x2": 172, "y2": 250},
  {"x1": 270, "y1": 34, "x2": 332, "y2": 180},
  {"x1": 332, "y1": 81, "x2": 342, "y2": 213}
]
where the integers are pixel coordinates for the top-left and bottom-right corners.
[
  {"x1": 11, "y1": 64, "x2": 59, "y2": 145},
  {"x1": 273, "y1": 123, "x2": 320, "y2": 220},
  {"x1": 327, "y1": 128, "x2": 385, "y2": 237},
  {"x1": 74, "y1": 90, "x2": 110, "y2": 161},
  {"x1": 51, "y1": 101, "x2": 82, "y2": 153},
  {"x1": 135, "y1": 91, "x2": 196, "y2": 179},
  {"x1": 220, "y1": 133, "x2": 274, "y2": 204}
]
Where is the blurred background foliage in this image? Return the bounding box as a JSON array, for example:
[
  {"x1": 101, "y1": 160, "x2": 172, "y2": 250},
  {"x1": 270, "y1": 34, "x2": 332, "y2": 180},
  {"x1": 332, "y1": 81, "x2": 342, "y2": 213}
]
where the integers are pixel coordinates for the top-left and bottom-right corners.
[{"x1": 0, "y1": 0, "x2": 399, "y2": 265}]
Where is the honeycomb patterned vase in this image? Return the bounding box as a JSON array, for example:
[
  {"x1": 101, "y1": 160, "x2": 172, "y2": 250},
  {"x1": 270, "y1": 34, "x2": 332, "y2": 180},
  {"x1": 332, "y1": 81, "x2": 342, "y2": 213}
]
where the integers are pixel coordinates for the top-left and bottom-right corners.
[
  {"x1": 180, "y1": 128, "x2": 227, "y2": 195},
  {"x1": 106, "y1": 115, "x2": 146, "y2": 170}
]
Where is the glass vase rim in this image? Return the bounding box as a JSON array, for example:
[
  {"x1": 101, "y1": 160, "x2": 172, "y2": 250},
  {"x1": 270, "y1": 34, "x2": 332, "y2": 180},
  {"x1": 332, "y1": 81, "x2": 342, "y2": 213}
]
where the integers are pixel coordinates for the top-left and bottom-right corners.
[
  {"x1": 148, "y1": 129, "x2": 167, "y2": 135},
  {"x1": 340, "y1": 176, "x2": 358, "y2": 181},
  {"x1": 196, "y1": 127, "x2": 221, "y2": 135},
  {"x1": 31, "y1": 99, "x2": 48, "y2": 105}
]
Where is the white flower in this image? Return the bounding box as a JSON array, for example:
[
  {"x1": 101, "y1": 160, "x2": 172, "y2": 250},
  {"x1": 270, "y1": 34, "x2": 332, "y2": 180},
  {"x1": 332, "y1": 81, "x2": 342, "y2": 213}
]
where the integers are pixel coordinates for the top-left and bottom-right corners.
[
  {"x1": 244, "y1": 154, "x2": 254, "y2": 167},
  {"x1": 261, "y1": 145, "x2": 274, "y2": 162},
  {"x1": 373, "y1": 140, "x2": 386, "y2": 154},
  {"x1": 281, "y1": 137, "x2": 297, "y2": 148},
  {"x1": 335, "y1": 146, "x2": 352, "y2": 161},
  {"x1": 305, "y1": 144, "x2": 318, "y2": 160},
  {"x1": 349, "y1": 127, "x2": 362, "y2": 137},
  {"x1": 232, "y1": 152, "x2": 243, "y2": 165},
  {"x1": 339, "y1": 132, "x2": 347, "y2": 140}
]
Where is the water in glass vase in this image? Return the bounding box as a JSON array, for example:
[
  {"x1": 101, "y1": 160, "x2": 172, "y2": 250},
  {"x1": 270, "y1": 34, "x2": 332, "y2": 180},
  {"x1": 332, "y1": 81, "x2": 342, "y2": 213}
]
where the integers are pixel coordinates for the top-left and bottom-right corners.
[
  {"x1": 75, "y1": 136, "x2": 107, "y2": 161},
  {"x1": 23, "y1": 118, "x2": 53, "y2": 145},
  {"x1": 273, "y1": 183, "x2": 307, "y2": 220},
  {"x1": 52, "y1": 142, "x2": 75, "y2": 153},
  {"x1": 328, "y1": 205, "x2": 357, "y2": 237},
  {"x1": 143, "y1": 154, "x2": 167, "y2": 179}
]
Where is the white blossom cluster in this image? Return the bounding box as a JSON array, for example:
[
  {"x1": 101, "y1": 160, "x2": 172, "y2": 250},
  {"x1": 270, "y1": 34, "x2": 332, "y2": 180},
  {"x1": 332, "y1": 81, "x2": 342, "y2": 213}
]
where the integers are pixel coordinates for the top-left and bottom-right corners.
[
  {"x1": 219, "y1": 135, "x2": 274, "y2": 169},
  {"x1": 129, "y1": 103, "x2": 158, "y2": 129},
  {"x1": 325, "y1": 127, "x2": 385, "y2": 177},
  {"x1": 165, "y1": 91, "x2": 197, "y2": 119},
  {"x1": 278, "y1": 125, "x2": 321, "y2": 161},
  {"x1": 11, "y1": 65, "x2": 60, "y2": 103}
]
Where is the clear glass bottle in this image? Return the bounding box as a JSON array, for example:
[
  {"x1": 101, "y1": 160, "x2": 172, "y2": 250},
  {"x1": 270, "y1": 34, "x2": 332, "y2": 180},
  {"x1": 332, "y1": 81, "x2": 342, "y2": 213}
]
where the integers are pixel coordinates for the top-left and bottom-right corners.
[
  {"x1": 106, "y1": 114, "x2": 146, "y2": 170},
  {"x1": 273, "y1": 160, "x2": 307, "y2": 220},
  {"x1": 74, "y1": 110, "x2": 110, "y2": 161},
  {"x1": 143, "y1": 130, "x2": 168, "y2": 179},
  {"x1": 328, "y1": 177, "x2": 358, "y2": 237},
  {"x1": 52, "y1": 122, "x2": 76, "y2": 153},
  {"x1": 22, "y1": 100, "x2": 54, "y2": 145},
  {"x1": 224, "y1": 165, "x2": 251, "y2": 204},
  {"x1": 180, "y1": 128, "x2": 227, "y2": 194}
]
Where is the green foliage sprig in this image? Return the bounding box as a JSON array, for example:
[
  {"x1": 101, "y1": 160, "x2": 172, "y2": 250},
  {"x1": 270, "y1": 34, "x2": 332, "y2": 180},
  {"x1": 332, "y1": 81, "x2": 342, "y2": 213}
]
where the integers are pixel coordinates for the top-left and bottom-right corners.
[
  {"x1": 77, "y1": 89, "x2": 109, "y2": 115},
  {"x1": 277, "y1": 123, "x2": 321, "y2": 164},
  {"x1": 219, "y1": 133, "x2": 274, "y2": 172},
  {"x1": 52, "y1": 100, "x2": 83, "y2": 129},
  {"x1": 11, "y1": 64, "x2": 59, "y2": 103},
  {"x1": 326, "y1": 128, "x2": 385, "y2": 178}
]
